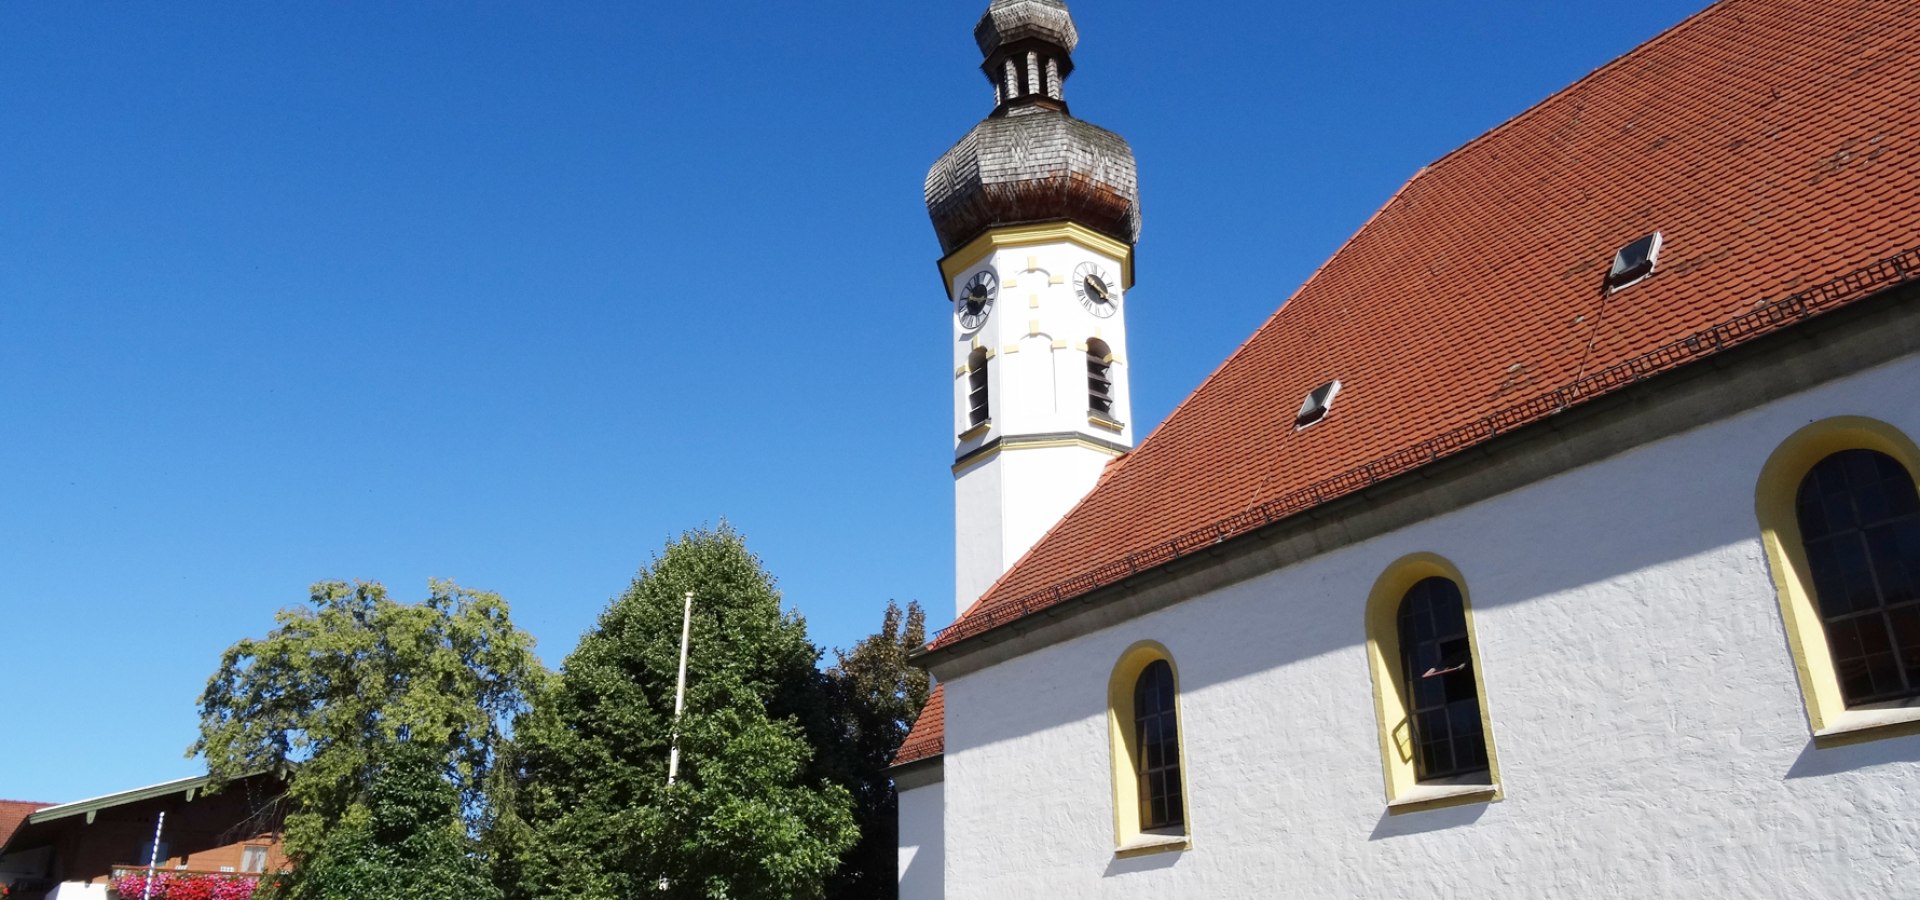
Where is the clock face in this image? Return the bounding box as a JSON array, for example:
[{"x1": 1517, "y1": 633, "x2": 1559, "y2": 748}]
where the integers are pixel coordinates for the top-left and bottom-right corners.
[
  {"x1": 957, "y1": 268, "x2": 998, "y2": 330},
  {"x1": 1074, "y1": 261, "x2": 1118, "y2": 318}
]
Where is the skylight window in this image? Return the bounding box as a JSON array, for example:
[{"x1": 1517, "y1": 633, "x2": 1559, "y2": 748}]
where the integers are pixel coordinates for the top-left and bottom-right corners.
[
  {"x1": 1606, "y1": 232, "x2": 1664, "y2": 291},
  {"x1": 1295, "y1": 379, "x2": 1342, "y2": 430}
]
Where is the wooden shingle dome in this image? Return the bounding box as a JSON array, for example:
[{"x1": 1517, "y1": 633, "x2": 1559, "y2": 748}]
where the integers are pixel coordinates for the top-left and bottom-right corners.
[{"x1": 925, "y1": 0, "x2": 1141, "y2": 254}]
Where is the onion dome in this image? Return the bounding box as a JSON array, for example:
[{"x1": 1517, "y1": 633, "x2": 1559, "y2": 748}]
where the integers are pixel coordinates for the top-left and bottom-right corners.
[{"x1": 925, "y1": 0, "x2": 1141, "y2": 255}]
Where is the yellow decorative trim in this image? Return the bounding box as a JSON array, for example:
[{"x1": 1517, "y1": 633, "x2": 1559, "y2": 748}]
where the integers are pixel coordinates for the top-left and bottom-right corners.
[
  {"x1": 1029, "y1": 293, "x2": 1040, "y2": 308},
  {"x1": 1073, "y1": 341, "x2": 1089, "y2": 351},
  {"x1": 1363, "y1": 553, "x2": 1503, "y2": 809},
  {"x1": 1050, "y1": 339, "x2": 1068, "y2": 349},
  {"x1": 955, "y1": 365, "x2": 969, "y2": 377},
  {"x1": 970, "y1": 336, "x2": 982, "y2": 351},
  {"x1": 1001, "y1": 344, "x2": 1021, "y2": 355},
  {"x1": 950, "y1": 435, "x2": 1127, "y2": 475},
  {"x1": 1386, "y1": 784, "x2": 1499, "y2": 817},
  {"x1": 984, "y1": 348, "x2": 996, "y2": 360},
  {"x1": 1755, "y1": 416, "x2": 1920, "y2": 739},
  {"x1": 938, "y1": 221, "x2": 1136, "y2": 290},
  {"x1": 1089, "y1": 412, "x2": 1124, "y2": 432},
  {"x1": 1107, "y1": 641, "x2": 1191, "y2": 850},
  {"x1": 1050, "y1": 275, "x2": 1065, "y2": 285},
  {"x1": 1004, "y1": 277, "x2": 1019, "y2": 289},
  {"x1": 1029, "y1": 320, "x2": 1040, "y2": 336},
  {"x1": 956, "y1": 421, "x2": 992, "y2": 442},
  {"x1": 1113, "y1": 834, "x2": 1189, "y2": 859},
  {"x1": 1815, "y1": 707, "x2": 1920, "y2": 748}
]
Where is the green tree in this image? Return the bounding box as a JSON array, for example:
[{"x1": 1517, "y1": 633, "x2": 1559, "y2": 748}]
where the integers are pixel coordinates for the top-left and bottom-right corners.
[
  {"x1": 290, "y1": 740, "x2": 501, "y2": 900},
  {"x1": 191, "y1": 580, "x2": 545, "y2": 900},
  {"x1": 823, "y1": 601, "x2": 931, "y2": 900},
  {"x1": 506, "y1": 525, "x2": 857, "y2": 900}
]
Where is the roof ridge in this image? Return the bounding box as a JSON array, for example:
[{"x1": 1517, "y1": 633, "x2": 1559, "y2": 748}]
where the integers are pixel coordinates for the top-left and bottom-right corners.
[{"x1": 1420, "y1": 0, "x2": 1728, "y2": 175}]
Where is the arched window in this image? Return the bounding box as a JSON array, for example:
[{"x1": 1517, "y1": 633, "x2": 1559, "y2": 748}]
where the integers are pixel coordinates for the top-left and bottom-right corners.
[
  {"x1": 1795, "y1": 448, "x2": 1920, "y2": 707},
  {"x1": 1364, "y1": 554, "x2": 1500, "y2": 813},
  {"x1": 1755, "y1": 416, "x2": 1920, "y2": 745},
  {"x1": 1397, "y1": 577, "x2": 1490, "y2": 780},
  {"x1": 1086, "y1": 338, "x2": 1114, "y2": 416},
  {"x1": 966, "y1": 348, "x2": 990, "y2": 427},
  {"x1": 1107, "y1": 642, "x2": 1188, "y2": 853},
  {"x1": 1133, "y1": 660, "x2": 1182, "y2": 833}
]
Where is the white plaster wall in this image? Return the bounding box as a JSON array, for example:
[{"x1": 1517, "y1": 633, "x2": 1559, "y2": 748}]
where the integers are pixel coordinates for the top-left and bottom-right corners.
[
  {"x1": 899, "y1": 778, "x2": 946, "y2": 900},
  {"x1": 995, "y1": 444, "x2": 1111, "y2": 573},
  {"x1": 49, "y1": 883, "x2": 108, "y2": 900},
  {"x1": 954, "y1": 459, "x2": 1006, "y2": 618},
  {"x1": 955, "y1": 444, "x2": 1115, "y2": 618},
  {"x1": 943, "y1": 353, "x2": 1920, "y2": 899}
]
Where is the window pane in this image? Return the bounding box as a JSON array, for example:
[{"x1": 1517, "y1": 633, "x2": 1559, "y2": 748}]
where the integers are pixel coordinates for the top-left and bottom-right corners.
[
  {"x1": 1889, "y1": 606, "x2": 1920, "y2": 687},
  {"x1": 1133, "y1": 660, "x2": 1182, "y2": 831},
  {"x1": 1883, "y1": 457, "x2": 1920, "y2": 518},
  {"x1": 1399, "y1": 577, "x2": 1489, "y2": 780},
  {"x1": 1868, "y1": 521, "x2": 1920, "y2": 604},
  {"x1": 1805, "y1": 539, "x2": 1854, "y2": 618},
  {"x1": 1799, "y1": 450, "x2": 1920, "y2": 705}
]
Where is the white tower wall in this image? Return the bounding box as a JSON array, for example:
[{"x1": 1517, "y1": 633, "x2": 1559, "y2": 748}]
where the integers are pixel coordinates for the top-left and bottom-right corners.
[{"x1": 947, "y1": 230, "x2": 1135, "y2": 616}]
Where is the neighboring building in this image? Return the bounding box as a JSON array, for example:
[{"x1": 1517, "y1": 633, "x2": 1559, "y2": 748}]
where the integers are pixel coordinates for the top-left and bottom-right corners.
[
  {"x1": 0, "y1": 774, "x2": 286, "y2": 900},
  {"x1": 898, "y1": 0, "x2": 1920, "y2": 897}
]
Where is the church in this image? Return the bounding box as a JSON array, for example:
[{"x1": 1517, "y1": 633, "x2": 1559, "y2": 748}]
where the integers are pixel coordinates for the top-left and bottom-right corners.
[{"x1": 893, "y1": 0, "x2": 1920, "y2": 896}]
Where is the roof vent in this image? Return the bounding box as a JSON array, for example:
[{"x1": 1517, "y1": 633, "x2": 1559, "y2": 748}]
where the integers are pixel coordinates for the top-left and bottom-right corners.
[
  {"x1": 1606, "y1": 232, "x2": 1663, "y2": 291},
  {"x1": 1295, "y1": 379, "x2": 1341, "y2": 430}
]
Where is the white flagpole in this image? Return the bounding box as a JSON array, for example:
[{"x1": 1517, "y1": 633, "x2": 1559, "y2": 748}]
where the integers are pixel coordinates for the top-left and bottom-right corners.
[
  {"x1": 142, "y1": 810, "x2": 167, "y2": 900},
  {"x1": 667, "y1": 590, "x2": 694, "y2": 787},
  {"x1": 660, "y1": 590, "x2": 694, "y2": 892}
]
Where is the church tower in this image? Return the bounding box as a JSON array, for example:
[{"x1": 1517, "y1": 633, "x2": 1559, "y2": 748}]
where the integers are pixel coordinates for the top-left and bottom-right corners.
[{"x1": 926, "y1": 0, "x2": 1142, "y2": 618}]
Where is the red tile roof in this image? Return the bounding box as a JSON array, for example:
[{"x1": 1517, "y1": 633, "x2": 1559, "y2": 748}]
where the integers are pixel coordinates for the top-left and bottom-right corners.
[
  {"x1": 935, "y1": 0, "x2": 1920, "y2": 649},
  {"x1": 0, "y1": 799, "x2": 53, "y2": 851},
  {"x1": 905, "y1": 0, "x2": 1920, "y2": 758},
  {"x1": 893, "y1": 684, "x2": 946, "y2": 767}
]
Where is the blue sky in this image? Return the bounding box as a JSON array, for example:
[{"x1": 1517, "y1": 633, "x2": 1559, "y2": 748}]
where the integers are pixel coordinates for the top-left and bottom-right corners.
[{"x1": 0, "y1": 0, "x2": 1710, "y2": 803}]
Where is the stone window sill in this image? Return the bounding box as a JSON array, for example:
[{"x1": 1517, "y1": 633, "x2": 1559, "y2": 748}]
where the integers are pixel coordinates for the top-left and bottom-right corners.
[
  {"x1": 1813, "y1": 704, "x2": 1920, "y2": 747},
  {"x1": 1386, "y1": 781, "x2": 1499, "y2": 816},
  {"x1": 1088, "y1": 412, "x2": 1125, "y2": 433},
  {"x1": 1113, "y1": 832, "x2": 1189, "y2": 859},
  {"x1": 957, "y1": 421, "x2": 992, "y2": 442}
]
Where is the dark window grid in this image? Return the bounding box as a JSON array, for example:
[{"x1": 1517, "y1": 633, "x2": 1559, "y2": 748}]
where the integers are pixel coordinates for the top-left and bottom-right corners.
[
  {"x1": 1088, "y1": 356, "x2": 1113, "y2": 414},
  {"x1": 1797, "y1": 450, "x2": 1920, "y2": 707},
  {"x1": 967, "y1": 358, "x2": 990, "y2": 426},
  {"x1": 1398, "y1": 577, "x2": 1490, "y2": 782},
  {"x1": 1133, "y1": 660, "x2": 1183, "y2": 832}
]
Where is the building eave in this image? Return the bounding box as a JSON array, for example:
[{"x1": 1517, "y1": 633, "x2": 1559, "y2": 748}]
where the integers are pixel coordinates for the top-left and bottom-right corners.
[{"x1": 26, "y1": 774, "x2": 219, "y2": 826}]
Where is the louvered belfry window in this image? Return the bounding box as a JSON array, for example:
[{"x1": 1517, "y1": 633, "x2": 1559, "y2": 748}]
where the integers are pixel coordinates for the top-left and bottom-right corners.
[
  {"x1": 1398, "y1": 577, "x2": 1490, "y2": 781},
  {"x1": 1087, "y1": 339, "x2": 1113, "y2": 415},
  {"x1": 967, "y1": 348, "x2": 990, "y2": 427},
  {"x1": 1133, "y1": 659, "x2": 1183, "y2": 832},
  {"x1": 1796, "y1": 449, "x2": 1920, "y2": 706}
]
